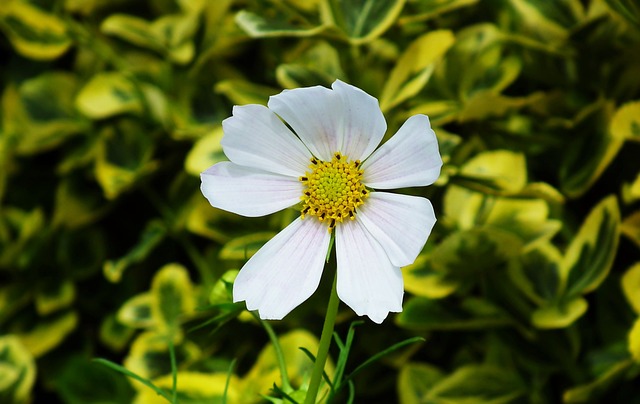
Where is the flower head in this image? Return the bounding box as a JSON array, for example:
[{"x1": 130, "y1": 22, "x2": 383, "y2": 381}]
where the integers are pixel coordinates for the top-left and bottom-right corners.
[{"x1": 201, "y1": 80, "x2": 442, "y2": 323}]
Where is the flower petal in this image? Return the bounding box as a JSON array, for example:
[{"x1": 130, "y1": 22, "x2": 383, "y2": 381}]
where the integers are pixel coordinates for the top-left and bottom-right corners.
[
  {"x1": 357, "y1": 192, "x2": 436, "y2": 267},
  {"x1": 268, "y1": 85, "x2": 342, "y2": 161},
  {"x1": 201, "y1": 162, "x2": 302, "y2": 217},
  {"x1": 336, "y1": 219, "x2": 403, "y2": 323},
  {"x1": 362, "y1": 114, "x2": 442, "y2": 189},
  {"x1": 233, "y1": 217, "x2": 331, "y2": 320},
  {"x1": 221, "y1": 104, "x2": 312, "y2": 177},
  {"x1": 332, "y1": 80, "x2": 387, "y2": 161}
]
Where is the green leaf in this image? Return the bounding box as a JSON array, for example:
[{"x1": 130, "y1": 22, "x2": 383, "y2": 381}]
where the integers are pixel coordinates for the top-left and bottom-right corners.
[
  {"x1": 2, "y1": 73, "x2": 89, "y2": 156},
  {"x1": 425, "y1": 365, "x2": 527, "y2": 403},
  {"x1": 0, "y1": 335, "x2": 36, "y2": 403},
  {"x1": 508, "y1": 242, "x2": 564, "y2": 306},
  {"x1": 604, "y1": 0, "x2": 640, "y2": 29},
  {"x1": 235, "y1": 9, "x2": 326, "y2": 38},
  {"x1": 101, "y1": 13, "x2": 199, "y2": 64},
  {"x1": 379, "y1": 30, "x2": 454, "y2": 111},
  {"x1": 430, "y1": 228, "x2": 523, "y2": 278},
  {"x1": 399, "y1": 0, "x2": 479, "y2": 24},
  {"x1": 219, "y1": 232, "x2": 278, "y2": 260},
  {"x1": 56, "y1": 356, "x2": 135, "y2": 404},
  {"x1": 610, "y1": 100, "x2": 640, "y2": 142},
  {"x1": 214, "y1": 79, "x2": 279, "y2": 106},
  {"x1": 622, "y1": 263, "x2": 640, "y2": 315},
  {"x1": 104, "y1": 220, "x2": 167, "y2": 282},
  {"x1": 563, "y1": 359, "x2": 634, "y2": 403},
  {"x1": 564, "y1": 195, "x2": 621, "y2": 297},
  {"x1": 397, "y1": 362, "x2": 445, "y2": 404},
  {"x1": 397, "y1": 297, "x2": 512, "y2": 331},
  {"x1": 0, "y1": 1, "x2": 72, "y2": 60},
  {"x1": 560, "y1": 101, "x2": 624, "y2": 197},
  {"x1": 531, "y1": 297, "x2": 588, "y2": 329},
  {"x1": 275, "y1": 41, "x2": 344, "y2": 89},
  {"x1": 150, "y1": 263, "x2": 196, "y2": 335},
  {"x1": 322, "y1": 0, "x2": 406, "y2": 44}
]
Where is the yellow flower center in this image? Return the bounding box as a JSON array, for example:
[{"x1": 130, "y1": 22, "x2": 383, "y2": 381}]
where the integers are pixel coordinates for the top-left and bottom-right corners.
[{"x1": 300, "y1": 152, "x2": 369, "y2": 232}]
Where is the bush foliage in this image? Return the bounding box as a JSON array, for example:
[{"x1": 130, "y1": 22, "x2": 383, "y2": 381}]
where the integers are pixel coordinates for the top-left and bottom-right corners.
[{"x1": 1, "y1": 0, "x2": 640, "y2": 402}]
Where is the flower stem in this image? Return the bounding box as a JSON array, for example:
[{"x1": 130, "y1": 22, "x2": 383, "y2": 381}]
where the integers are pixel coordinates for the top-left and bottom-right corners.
[{"x1": 305, "y1": 274, "x2": 339, "y2": 404}]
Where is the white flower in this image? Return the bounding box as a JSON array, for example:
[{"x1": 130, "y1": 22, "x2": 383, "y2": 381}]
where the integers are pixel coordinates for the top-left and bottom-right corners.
[{"x1": 201, "y1": 80, "x2": 442, "y2": 323}]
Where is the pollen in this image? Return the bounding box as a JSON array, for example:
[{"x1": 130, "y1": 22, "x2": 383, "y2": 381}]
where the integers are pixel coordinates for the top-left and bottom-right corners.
[{"x1": 299, "y1": 152, "x2": 369, "y2": 232}]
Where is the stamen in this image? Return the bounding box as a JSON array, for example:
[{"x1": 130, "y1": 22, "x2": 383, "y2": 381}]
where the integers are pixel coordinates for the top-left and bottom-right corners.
[{"x1": 299, "y1": 152, "x2": 369, "y2": 232}]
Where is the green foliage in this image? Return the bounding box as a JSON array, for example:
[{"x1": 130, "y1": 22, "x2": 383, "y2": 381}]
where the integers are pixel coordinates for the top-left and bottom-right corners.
[{"x1": 1, "y1": 0, "x2": 640, "y2": 402}]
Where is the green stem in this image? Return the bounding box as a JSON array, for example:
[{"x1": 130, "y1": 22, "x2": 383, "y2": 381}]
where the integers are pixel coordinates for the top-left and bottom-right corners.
[
  {"x1": 305, "y1": 274, "x2": 340, "y2": 404},
  {"x1": 255, "y1": 314, "x2": 292, "y2": 392}
]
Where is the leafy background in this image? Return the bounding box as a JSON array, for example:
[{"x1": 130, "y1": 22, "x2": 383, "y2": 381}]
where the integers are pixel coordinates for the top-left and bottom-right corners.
[{"x1": 1, "y1": 0, "x2": 640, "y2": 402}]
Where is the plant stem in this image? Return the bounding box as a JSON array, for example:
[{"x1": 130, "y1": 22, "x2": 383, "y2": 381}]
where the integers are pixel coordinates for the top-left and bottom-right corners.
[
  {"x1": 258, "y1": 315, "x2": 292, "y2": 392},
  {"x1": 305, "y1": 274, "x2": 340, "y2": 404}
]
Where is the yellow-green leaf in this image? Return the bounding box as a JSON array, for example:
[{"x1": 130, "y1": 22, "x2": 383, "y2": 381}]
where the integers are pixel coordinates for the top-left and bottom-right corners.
[
  {"x1": 35, "y1": 280, "x2": 75, "y2": 316},
  {"x1": 629, "y1": 317, "x2": 640, "y2": 362},
  {"x1": 380, "y1": 30, "x2": 454, "y2": 112},
  {"x1": 150, "y1": 263, "x2": 196, "y2": 334},
  {"x1": 2, "y1": 73, "x2": 88, "y2": 156},
  {"x1": 15, "y1": 310, "x2": 78, "y2": 357},
  {"x1": 99, "y1": 314, "x2": 135, "y2": 352},
  {"x1": 622, "y1": 172, "x2": 640, "y2": 204},
  {"x1": 104, "y1": 221, "x2": 167, "y2": 282},
  {"x1": 242, "y1": 330, "x2": 333, "y2": 400},
  {"x1": 209, "y1": 270, "x2": 239, "y2": 305},
  {"x1": 235, "y1": 9, "x2": 326, "y2": 38},
  {"x1": 403, "y1": 254, "x2": 458, "y2": 299},
  {"x1": 610, "y1": 100, "x2": 640, "y2": 141},
  {"x1": 75, "y1": 73, "x2": 143, "y2": 119},
  {"x1": 398, "y1": 362, "x2": 445, "y2": 404},
  {"x1": 508, "y1": 242, "x2": 564, "y2": 306},
  {"x1": 124, "y1": 331, "x2": 202, "y2": 384},
  {"x1": 0, "y1": 1, "x2": 72, "y2": 60},
  {"x1": 184, "y1": 127, "x2": 225, "y2": 176},
  {"x1": 454, "y1": 149, "x2": 528, "y2": 194},
  {"x1": 425, "y1": 365, "x2": 526, "y2": 403},
  {"x1": 134, "y1": 372, "x2": 241, "y2": 404},
  {"x1": 622, "y1": 263, "x2": 640, "y2": 314},
  {"x1": 621, "y1": 210, "x2": 640, "y2": 249},
  {"x1": 531, "y1": 297, "x2": 588, "y2": 329},
  {"x1": 219, "y1": 232, "x2": 278, "y2": 260},
  {"x1": 397, "y1": 297, "x2": 512, "y2": 331},
  {"x1": 564, "y1": 195, "x2": 620, "y2": 297},
  {"x1": 0, "y1": 335, "x2": 36, "y2": 403},
  {"x1": 563, "y1": 359, "x2": 634, "y2": 403},
  {"x1": 214, "y1": 79, "x2": 278, "y2": 106},
  {"x1": 94, "y1": 121, "x2": 158, "y2": 200},
  {"x1": 322, "y1": 0, "x2": 406, "y2": 44},
  {"x1": 399, "y1": 0, "x2": 479, "y2": 24},
  {"x1": 117, "y1": 292, "x2": 154, "y2": 329},
  {"x1": 484, "y1": 198, "x2": 561, "y2": 246},
  {"x1": 560, "y1": 101, "x2": 624, "y2": 198}
]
